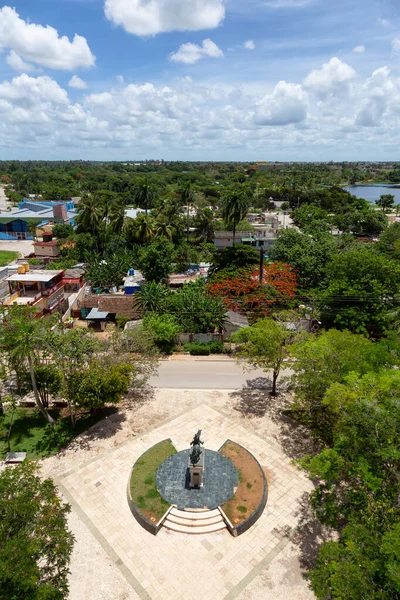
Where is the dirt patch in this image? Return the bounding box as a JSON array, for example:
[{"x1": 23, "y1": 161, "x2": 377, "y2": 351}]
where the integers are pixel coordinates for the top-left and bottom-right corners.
[{"x1": 220, "y1": 441, "x2": 265, "y2": 525}]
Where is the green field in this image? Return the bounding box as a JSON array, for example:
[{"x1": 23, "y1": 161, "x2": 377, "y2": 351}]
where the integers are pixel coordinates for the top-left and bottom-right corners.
[
  {"x1": 130, "y1": 439, "x2": 177, "y2": 521},
  {"x1": 0, "y1": 250, "x2": 19, "y2": 266},
  {"x1": 0, "y1": 407, "x2": 105, "y2": 459}
]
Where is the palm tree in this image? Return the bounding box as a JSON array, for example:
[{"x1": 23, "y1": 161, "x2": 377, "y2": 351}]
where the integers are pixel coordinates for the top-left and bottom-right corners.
[
  {"x1": 221, "y1": 187, "x2": 250, "y2": 246},
  {"x1": 132, "y1": 178, "x2": 157, "y2": 215},
  {"x1": 0, "y1": 306, "x2": 56, "y2": 424},
  {"x1": 154, "y1": 215, "x2": 173, "y2": 240},
  {"x1": 128, "y1": 213, "x2": 154, "y2": 244},
  {"x1": 180, "y1": 183, "x2": 195, "y2": 242},
  {"x1": 108, "y1": 200, "x2": 126, "y2": 235},
  {"x1": 195, "y1": 208, "x2": 214, "y2": 242},
  {"x1": 76, "y1": 194, "x2": 103, "y2": 238},
  {"x1": 133, "y1": 282, "x2": 170, "y2": 314}
]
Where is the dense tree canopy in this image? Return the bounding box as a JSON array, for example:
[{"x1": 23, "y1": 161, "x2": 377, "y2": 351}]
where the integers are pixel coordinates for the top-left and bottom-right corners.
[{"x1": 0, "y1": 461, "x2": 74, "y2": 600}]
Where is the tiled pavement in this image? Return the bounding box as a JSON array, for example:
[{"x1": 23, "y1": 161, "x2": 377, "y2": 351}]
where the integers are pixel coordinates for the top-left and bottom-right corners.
[{"x1": 57, "y1": 404, "x2": 313, "y2": 600}]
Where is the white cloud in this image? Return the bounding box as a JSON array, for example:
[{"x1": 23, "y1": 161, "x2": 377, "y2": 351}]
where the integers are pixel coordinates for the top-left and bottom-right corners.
[
  {"x1": 244, "y1": 40, "x2": 255, "y2": 50},
  {"x1": 116, "y1": 75, "x2": 124, "y2": 84},
  {"x1": 378, "y1": 18, "x2": 390, "y2": 26},
  {"x1": 352, "y1": 45, "x2": 365, "y2": 53},
  {"x1": 392, "y1": 39, "x2": 400, "y2": 55},
  {"x1": 6, "y1": 50, "x2": 35, "y2": 72},
  {"x1": 255, "y1": 81, "x2": 307, "y2": 126},
  {"x1": 0, "y1": 58, "x2": 400, "y2": 158},
  {"x1": 68, "y1": 75, "x2": 88, "y2": 89},
  {"x1": 0, "y1": 6, "x2": 95, "y2": 70},
  {"x1": 303, "y1": 57, "x2": 356, "y2": 98},
  {"x1": 104, "y1": 0, "x2": 225, "y2": 36},
  {"x1": 170, "y1": 39, "x2": 223, "y2": 64}
]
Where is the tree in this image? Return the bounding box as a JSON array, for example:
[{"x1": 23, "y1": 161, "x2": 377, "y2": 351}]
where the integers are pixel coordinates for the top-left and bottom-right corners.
[
  {"x1": 166, "y1": 279, "x2": 229, "y2": 333},
  {"x1": 75, "y1": 194, "x2": 103, "y2": 239},
  {"x1": 376, "y1": 193, "x2": 395, "y2": 211},
  {"x1": 154, "y1": 214, "x2": 173, "y2": 240},
  {"x1": 232, "y1": 315, "x2": 298, "y2": 395},
  {"x1": 0, "y1": 306, "x2": 56, "y2": 424},
  {"x1": 269, "y1": 228, "x2": 337, "y2": 289},
  {"x1": 207, "y1": 263, "x2": 297, "y2": 320},
  {"x1": 302, "y1": 370, "x2": 400, "y2": 600},
  {"x1": 143, "y1": 314, "x2": 181, "y2": 353},
  {"x1": 195, "y1": 208, "x2": 215, "y2": 242},
  {"x1": 126, "y1": 213, "x2": 154, "y2": 244},
  {"x1": 138, "y1": 238, "x2": 173, "y2": 283},
  {"x1": 377, "y1": 222, "x2": 400, "y2": 258},
  {"x1": 66, "y1": 357, "x2": 133, "y2": 414},
  {"x1": 290, "y1": 329, "x2": 395, "y2": 437},
  {"x1": 0, "y1": 461, "x2": 73, "y2": 600},
  {"x1": 221, "y1": 187, "x2": 250, "y2": 245},
  {"x1": 107, "y1": 199, "x2": 126, "y2": 235},
  {"x1": 209, "y1": 244, "x2": 259, "y2": 275},
  {"x1": 132, "y1": 177, "x2": 157, "y2": 214},
  {"x1": 179, "y1": 182, "x2": 195, "y2": 242},
  {"x1": 320, "y1": 246, "x2": 400, "y2": 335},
  {"x1": 53, "y1": 223, "x2": 74, "y2": 240},
  {"x1": 133, "y1": 281, "x2": 170, "y2": 314}
]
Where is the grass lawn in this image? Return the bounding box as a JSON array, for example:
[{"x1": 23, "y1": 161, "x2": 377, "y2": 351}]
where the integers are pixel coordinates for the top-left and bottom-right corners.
[
  {"x1": 130, "y1": 439, "x2": 177, "y2": 522},
  {"x1": 0, "y1": 407, "x2": 106, "y2": 460},
  {"x1": 0, "y1": 250, "x2": 19, "y2": 266}
]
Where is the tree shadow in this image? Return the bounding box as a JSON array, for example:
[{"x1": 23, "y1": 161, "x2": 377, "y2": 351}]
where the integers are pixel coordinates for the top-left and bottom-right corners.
[
  {"x1": 289, "y1": 491, "x2": 335, "y2": 572},
  {"x1": 230, "y1": 378, "x2": 322, "y2": 460}
]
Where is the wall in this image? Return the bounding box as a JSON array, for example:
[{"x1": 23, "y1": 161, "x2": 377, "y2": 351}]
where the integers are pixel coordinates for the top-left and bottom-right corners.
[
  {"x1": 33, "y1": 243, "x2": 60, "y2": 258},
  {"x1": 177, "y1": 333, "x2": 223, "y2": 344}
]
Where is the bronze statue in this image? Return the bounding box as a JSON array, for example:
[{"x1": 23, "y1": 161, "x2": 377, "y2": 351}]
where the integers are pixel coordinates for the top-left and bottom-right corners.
[{"x1": 190, "y1": 430, "x2": 204, "y2": 465}]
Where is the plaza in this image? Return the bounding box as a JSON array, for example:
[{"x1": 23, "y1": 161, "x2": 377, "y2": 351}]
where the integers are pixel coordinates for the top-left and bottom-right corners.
[{"x1": 42, "y1": 388, "x2": 315, "y2": 600}]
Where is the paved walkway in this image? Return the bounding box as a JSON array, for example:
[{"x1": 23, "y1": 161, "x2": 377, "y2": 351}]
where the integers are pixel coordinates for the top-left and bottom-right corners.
[{"x1": 52, "y1": 396, "x2": 314, "y2": 600}]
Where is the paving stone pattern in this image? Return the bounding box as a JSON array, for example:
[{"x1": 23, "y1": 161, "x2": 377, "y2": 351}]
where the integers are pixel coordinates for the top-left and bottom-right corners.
[
  {"x1": 156, "y1": 449, "x2": 238, "y2": 509},
  {"x1": 57, "y1": 404, "x2": 314, "y2": 600}
]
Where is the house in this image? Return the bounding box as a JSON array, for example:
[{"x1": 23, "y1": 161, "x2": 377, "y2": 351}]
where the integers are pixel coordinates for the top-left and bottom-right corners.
[
  {"x1": 77, "y1": 294, "x2": 140, "y2": 320},
  {"x1": 33, "y1": 233, "x2": 60, "y2": 258},
  {"x1": 0, "y1": 201, "x2": 76, "y2": 240},
  {"x1": 214, "y1": 231, "x2": 256, "y2": 249},
  {"x1": 62, "y1": 268, "x2": 85, "y2": 292},
  {"x1": 3, "y1": 268, "x2": 65, "y2": 316}
]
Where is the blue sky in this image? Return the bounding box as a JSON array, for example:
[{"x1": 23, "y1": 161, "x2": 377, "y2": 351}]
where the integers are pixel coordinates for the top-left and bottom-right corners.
[{"x1": 0, "y1": 0, "x2": 399, "y2": 160}]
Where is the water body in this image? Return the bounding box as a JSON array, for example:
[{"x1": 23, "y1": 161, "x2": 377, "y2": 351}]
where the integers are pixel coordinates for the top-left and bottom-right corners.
[{"x1": 344, "y1": 185, "x2": 400, "y2": 205}]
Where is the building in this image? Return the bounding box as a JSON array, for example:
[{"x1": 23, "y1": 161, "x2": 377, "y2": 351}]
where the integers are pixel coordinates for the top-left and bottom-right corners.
[
  {"x1": 33, "y1": 237, "x2": 60, "y2": 258},
  {"x1": 76, "y1": 294, "x2": 140, "y2": 320},
  {"x1": 3, "y1": 268, "x2": 65, "y2": 316},
  {"x1": 214, "y1": 231, "x2": 256, "y2": 249},
  {"x1": 62, "y1": 268, "x2": 85, "y2": 292},
  {"x1": 0, "y1": 201, "x2": 76, "y2": 240}
]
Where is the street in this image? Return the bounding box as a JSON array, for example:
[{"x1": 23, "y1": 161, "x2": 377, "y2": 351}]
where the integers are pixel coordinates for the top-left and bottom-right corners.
[{"x1": 149, "y1": 358, "x2": 292, "y2": 389}]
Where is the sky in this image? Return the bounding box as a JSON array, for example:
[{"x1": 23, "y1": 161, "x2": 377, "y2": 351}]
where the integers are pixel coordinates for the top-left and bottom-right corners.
[{"x1": 0, "y1": 0, "x2": 399, "y2": 161}]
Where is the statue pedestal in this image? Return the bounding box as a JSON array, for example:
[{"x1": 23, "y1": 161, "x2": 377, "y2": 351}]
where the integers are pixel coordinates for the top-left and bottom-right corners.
[{"x1": 188, "y1": 449, "x2": 205, "y2": 489}]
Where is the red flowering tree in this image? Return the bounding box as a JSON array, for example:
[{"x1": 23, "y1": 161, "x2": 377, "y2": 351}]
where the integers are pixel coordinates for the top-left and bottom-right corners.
[{"x1": 207, "y1": 262, "x2": 297, "y2": 320}]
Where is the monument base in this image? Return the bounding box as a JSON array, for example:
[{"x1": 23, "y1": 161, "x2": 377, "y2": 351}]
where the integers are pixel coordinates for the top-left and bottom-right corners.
[{"x1": 188, "y1": 448, "x2": 205, "y2": 489}]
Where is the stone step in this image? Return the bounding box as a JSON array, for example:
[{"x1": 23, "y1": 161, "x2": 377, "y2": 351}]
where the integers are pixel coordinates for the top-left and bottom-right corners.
[
  {"x1": 166, "y1": 513, "x2": 224, "y2": 528},
  {"x1": 169, "y1": 507, "x2": 221, "y2": 520},
  {"x1": 163, "y1": 519, "x2": 227, "y2": 535}
]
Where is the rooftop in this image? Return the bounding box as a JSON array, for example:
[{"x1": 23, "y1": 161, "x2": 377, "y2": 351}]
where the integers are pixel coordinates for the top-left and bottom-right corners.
[{"x1": 6, "y1": 269, "x2": 63, "y2": 283}]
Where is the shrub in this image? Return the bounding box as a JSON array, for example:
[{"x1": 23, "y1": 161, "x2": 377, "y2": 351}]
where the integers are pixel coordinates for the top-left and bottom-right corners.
[{"x1": 188, "y1": 343, "x2": 210, "y2": 356}]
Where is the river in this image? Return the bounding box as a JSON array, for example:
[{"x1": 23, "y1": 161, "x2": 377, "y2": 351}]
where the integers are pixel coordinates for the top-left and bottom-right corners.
[{"x1": 344, "y1": 185, "x2": 400, "y2": 205}]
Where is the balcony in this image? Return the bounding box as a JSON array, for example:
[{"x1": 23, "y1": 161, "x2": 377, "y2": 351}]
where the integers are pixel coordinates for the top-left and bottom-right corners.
[{"x1": 41, "y1": 281, "x2": 64, "y2": 297}]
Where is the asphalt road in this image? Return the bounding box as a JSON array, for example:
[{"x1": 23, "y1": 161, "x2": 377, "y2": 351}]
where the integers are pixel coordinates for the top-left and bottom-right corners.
[{"x1": 149, "y1": 359, "x2": 291, "y2": 389}]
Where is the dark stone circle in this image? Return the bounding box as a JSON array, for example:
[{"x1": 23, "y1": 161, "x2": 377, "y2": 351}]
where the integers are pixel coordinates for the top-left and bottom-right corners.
[{"x1": 156, "y1": 449, "x2": 238, "y2": 510}]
